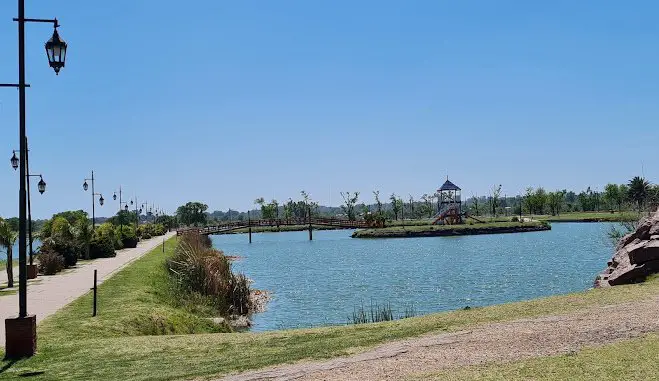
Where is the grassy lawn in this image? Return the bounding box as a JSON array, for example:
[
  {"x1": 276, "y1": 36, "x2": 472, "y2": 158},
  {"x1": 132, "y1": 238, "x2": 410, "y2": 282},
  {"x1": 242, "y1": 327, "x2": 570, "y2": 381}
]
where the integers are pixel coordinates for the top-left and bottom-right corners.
[
  {"x1": 30, "y1": 237, "x2": 225, "y2": 342},
  {"x1": 353, "y1": 221, "x2": 549, "y2": 238},
  {"x1": 414, "y1": 333, "x2": 659, "y2": 380},
  {"x1": 1, "y1": 236, "x2": 657, "y2": 381},
  {"x1": 535, "y1": 211, "x2": 639, "y2": 222}
]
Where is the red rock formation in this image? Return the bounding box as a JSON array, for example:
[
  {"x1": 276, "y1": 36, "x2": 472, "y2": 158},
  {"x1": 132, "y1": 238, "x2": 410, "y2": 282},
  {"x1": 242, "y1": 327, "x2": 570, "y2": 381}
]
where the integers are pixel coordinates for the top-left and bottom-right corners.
[{"x1": 595, "y1": 210, "x2": 659, "y2": 287}]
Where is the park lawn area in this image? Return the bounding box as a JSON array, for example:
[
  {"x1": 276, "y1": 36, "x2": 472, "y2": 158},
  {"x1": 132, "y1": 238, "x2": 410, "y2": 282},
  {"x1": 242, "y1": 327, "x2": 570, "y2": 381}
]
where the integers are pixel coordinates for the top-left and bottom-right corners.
[
  {"x1": 414, "y1": 332, "x2": 659, "y2": 381},
  {"x1": 1, "y1": 238, "x2": 658, "y2": 381},
  {"x1": 535, "y1": 211, "x2": 639, "y2": 222},
  {"x1": 353, "y1": 221, "x2": 549, "y2": 238}
]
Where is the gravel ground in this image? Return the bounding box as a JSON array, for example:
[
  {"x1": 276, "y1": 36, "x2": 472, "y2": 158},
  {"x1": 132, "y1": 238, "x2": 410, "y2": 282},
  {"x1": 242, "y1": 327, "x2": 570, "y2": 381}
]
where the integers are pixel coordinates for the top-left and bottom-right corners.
[{"x1": 218, "y1": 295, "x2": 659, "y2": 381}]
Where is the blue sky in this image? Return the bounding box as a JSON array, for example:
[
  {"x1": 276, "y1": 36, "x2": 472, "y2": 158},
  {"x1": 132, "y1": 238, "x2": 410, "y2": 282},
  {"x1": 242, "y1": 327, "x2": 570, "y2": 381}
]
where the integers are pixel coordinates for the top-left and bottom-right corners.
[{"x1": 0, "y1": 1, "x2": 658, "y2": 219}]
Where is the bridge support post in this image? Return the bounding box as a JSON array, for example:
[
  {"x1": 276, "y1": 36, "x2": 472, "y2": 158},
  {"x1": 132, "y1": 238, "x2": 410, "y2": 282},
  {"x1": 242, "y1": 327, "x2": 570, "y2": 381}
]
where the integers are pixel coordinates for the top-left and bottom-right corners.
[
  {"x1": 248, "y1": 211, "x2": 252, "y2": 244},
  {"x1": 308, "y1": 205, "x2": 313, "y2": 241}
]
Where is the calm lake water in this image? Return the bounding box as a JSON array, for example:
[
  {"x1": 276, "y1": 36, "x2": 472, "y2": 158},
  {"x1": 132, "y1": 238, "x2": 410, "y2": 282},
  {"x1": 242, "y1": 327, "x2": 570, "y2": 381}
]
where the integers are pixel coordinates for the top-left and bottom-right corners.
[
  {"x1": 212, "y1": 223, "x2": 615, "y2": 332},
  {"x1": 0, "y1": 224, "x2": 617, "y2": 328},
  {"x1": 0, "y1": 240, "x2": 41, "y2": 262}
]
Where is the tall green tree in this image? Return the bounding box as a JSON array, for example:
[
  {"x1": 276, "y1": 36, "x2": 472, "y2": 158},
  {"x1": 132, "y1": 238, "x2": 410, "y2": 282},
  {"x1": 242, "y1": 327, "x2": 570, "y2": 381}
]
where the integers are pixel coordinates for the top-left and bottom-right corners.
[
  {"x1": 390, "y1": 193, "x2": 402, "y2": 220},
  {"x1": 603, "y1": 184, "x2": 624, "y2": 211},
  {"x1": 627, "y1": 176, "x2": 651, "y2": 212},
  {"x1": 547, "y1": 190, "x2": 565, "y2": 216},
  {"x1": 0, "y1": 218, "x2": 17, "y2": 288},
  {"x1": 340, "y1": 192, "x2": 360, "y2": 221},
  {"x1": 176, "y1": 202, "x2": 208, "y2": 226},
  {"x1": 489, "y1": 185, "x2": 502, "y2": 217}
]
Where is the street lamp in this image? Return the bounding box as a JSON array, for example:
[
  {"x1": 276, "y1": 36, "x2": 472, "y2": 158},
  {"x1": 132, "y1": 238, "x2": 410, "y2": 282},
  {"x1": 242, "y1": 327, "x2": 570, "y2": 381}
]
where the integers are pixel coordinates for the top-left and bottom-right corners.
[
  {"x1": 45, "y1": 27, "x2": 67, "y2": 75},
  {"x1": 10, "y1": 151, "x2": 19, "y2": 170},
  {"x1": 10, "y1": 138, "x2": 45, "y2": 278},
  {"x1": 0, "y1": 1, "x2": 67, "y2": 358},
  {"x1": 83, "y1": 171, "x2": 104, "y2": 230}
]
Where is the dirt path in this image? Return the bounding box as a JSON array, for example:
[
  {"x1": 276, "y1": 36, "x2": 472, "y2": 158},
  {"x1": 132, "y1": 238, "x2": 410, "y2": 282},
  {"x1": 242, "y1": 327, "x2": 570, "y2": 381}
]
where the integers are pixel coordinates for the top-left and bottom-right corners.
[
  {"x1": 219, "y1": 295, "x2": 659, "y2": 381},
  {"x1": 0, "y1": 232, "x2": 175, "y2": 347}
]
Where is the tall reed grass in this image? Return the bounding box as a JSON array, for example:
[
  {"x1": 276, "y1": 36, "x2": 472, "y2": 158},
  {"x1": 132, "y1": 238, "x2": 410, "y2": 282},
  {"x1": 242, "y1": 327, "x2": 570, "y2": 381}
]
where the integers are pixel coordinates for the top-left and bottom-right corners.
[
  {"x1": 348, "y1": 300, "x2": 416, "y2": 325},
  {"x1": 168, "y1": 232, "x2": 251, "y2": 316}
]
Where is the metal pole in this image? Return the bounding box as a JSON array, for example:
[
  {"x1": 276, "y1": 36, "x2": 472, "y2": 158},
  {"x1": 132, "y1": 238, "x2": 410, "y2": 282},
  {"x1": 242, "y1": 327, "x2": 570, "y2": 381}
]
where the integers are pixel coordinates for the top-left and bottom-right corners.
[
  {"x1": 119, "y1": 186, "x2": 122, "y2": 239},
  {"x1": 91, "y1": 171, "x2": 95, "y2": 231},
  {"x1": 248, "y1": 211, "x2": 252, "y2": 243},
  {"x1": 92, "y1": 269, "x2": 97, "y2": 317},
  {"x1": 18, "y1": 0, "x2": 28, "y2": 318},
  {"x1": 25, "y1": 136, "x2": 34, "y2": 266}
]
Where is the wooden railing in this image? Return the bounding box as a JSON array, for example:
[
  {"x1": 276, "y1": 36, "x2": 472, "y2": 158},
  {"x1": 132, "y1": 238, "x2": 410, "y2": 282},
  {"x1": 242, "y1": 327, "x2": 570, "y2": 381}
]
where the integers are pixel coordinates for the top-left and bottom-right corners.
[{"x1": 176, "y1": 217, "x2": 370, "y2": 235}]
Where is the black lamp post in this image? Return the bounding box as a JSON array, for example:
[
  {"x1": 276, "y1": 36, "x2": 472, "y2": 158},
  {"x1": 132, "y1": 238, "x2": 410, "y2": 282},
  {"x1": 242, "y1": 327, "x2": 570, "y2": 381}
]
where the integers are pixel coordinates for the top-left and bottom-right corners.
[
  {"x1": 9, "y1": 137, "x2": 45, "y2": 274},
  {"x1": 1, "y1": 1, "x2": 66, "y2": 358},
  {"x1": 83, "y1": 171, "x2": 104, "y2": 230}
]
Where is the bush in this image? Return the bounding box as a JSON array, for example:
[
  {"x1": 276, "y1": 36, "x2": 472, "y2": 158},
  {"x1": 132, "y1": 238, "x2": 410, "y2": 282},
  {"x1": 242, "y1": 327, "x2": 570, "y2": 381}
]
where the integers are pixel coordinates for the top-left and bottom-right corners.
[
  {"x1": 142, "y1": 233, "x2": 152, "y2": 240},
  {"x1": 40, "y1": 237, "x2": 78, "y2": 268},
  {"x1": 511, "y1": 216, "x2": 520, "y2": 222},
  {"x1": 168, "y1": 232, "x2": 250, "y2": 316},
  {"x1": 38, "y1": 250, "x2": 65, "y2": 275},
  {"x1": 153, "y1": 224, "x2": 166, "y2": 236},
  {"x1": 89, "y1": 234, "x2": 116, "y2": 259},
  {"x1": 117, "y1": 225, "x2": 138, "y2": 248}
]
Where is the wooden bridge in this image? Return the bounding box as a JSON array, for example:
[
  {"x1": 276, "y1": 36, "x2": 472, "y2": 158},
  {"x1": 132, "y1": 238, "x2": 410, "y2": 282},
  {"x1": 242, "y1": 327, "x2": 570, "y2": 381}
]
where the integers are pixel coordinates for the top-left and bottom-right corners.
[{"x1": 176, "y1": 217, "x2": 371, "y2": 236}]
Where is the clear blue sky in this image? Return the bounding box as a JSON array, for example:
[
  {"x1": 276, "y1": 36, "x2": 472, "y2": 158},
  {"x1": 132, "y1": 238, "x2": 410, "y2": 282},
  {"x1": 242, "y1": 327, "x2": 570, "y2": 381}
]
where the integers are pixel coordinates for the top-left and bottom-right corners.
[{"x1": 1, "y1": 1, "x2": 658, "y2": 219}]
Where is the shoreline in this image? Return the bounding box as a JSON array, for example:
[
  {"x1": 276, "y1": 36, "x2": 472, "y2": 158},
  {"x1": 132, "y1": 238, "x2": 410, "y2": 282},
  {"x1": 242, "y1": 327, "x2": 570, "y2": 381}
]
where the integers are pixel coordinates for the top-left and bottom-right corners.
[{"x1": 352, "y1": 222, "x2": 551, "y2": 238}]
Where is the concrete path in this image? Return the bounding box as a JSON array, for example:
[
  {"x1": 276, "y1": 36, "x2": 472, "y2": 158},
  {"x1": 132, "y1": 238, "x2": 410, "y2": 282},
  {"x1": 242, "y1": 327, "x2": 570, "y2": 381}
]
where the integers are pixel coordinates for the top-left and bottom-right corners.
[{"x1": 0, "y1": 232, "x2": 175, "y2": 347}]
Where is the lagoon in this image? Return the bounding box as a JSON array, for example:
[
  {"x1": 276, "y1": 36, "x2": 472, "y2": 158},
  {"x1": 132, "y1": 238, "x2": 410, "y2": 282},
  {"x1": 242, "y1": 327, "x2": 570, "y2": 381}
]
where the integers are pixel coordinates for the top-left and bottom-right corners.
[{"x1": 215, "y1": 223, "x2": 612, "y2": 331}]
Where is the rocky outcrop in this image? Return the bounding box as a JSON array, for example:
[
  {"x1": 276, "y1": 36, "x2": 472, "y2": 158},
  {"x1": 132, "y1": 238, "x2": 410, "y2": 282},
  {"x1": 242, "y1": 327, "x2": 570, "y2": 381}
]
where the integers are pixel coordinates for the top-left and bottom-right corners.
[{"x1": 595, "y1": 210, "x2": 659, "y2": 287}]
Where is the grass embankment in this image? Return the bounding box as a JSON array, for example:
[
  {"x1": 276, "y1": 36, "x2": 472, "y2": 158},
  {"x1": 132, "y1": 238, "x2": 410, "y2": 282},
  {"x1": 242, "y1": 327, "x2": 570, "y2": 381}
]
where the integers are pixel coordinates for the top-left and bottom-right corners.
[
  {"x1": 417, "y1": 332, "x2": 659, "y2": 381},
  {"x1": 2, "y1": 258, "x2": 658, "y2": 381},
  {"x1": 353, "y1": 221, "x2": 550, "y2": 238},
  {"x1": 536, "y1": 211, "x2": 639, "y2": 223},
  {"x1": 32, "y1": 237, "x2": 227, "y2": 341}
]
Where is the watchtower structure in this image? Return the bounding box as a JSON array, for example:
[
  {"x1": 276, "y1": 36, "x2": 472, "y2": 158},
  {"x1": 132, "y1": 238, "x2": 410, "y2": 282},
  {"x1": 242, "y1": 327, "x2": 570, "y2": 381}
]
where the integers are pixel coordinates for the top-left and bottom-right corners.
[{"x1": 437, "y1": 177, "x2": 462, "y2": 224}]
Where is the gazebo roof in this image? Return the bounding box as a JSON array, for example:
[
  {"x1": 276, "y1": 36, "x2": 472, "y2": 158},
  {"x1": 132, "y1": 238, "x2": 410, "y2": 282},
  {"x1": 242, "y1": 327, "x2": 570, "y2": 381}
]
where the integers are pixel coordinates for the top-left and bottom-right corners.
[{"x1": 438, "y1": 178, "x2": 461, "y2": 191}]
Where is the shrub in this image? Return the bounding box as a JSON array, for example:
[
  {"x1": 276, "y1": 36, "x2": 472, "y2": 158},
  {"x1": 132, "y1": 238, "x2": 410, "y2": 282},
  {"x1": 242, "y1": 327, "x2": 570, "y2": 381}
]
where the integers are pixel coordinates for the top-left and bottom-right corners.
[
  {"x1": 153, "y1": 224, "x2": 166, "y2": 236},
  {"x1": 117, "y1": 225, "x2": 138, "y2": 248},
  {"x1": 89, "y1": 234, "x2": 116, "y2": 259},
  {"x1": 37, "y1": 250, "x2": 65, "y2": 275},
  {"x1": 40, "y1": 237, "x2": 78, "y2": 268},
  {"x1": 168, "y1": 232, "x2": 251, "y2": 316},
  {"x1": 142, "y1": 233, "x2": 152, "y2": 240},
  {"x1": 511, "y1": 216, "x2": 520, "y2": 222}
]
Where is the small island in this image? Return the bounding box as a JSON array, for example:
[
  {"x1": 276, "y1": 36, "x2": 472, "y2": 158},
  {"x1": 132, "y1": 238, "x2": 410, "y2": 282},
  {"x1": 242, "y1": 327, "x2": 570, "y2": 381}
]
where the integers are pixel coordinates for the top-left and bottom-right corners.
[
  {"x1": 353, "y1": 179, "x2": 550, "y2": 238},
  {"x1": 352, "y1": 220, "x2": 550, "y2": 238}
]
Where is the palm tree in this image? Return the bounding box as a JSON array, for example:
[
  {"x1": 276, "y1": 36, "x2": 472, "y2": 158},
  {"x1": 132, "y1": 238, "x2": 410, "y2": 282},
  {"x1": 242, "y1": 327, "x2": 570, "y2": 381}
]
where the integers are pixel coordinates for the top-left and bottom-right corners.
[
  {"x1": 627, "y1": 176, "x2": 651, "y2": 212},
  {"x1": 0, "y1": 218, "x2": 18, "y2": 288}
]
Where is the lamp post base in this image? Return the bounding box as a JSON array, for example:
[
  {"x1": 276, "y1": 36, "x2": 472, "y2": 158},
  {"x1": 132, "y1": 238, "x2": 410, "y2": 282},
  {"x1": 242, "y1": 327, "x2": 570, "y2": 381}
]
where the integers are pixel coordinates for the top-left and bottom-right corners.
[
  {"x1": 4, "y1": 315, "x2": 37, "y2": 358},
  {"x1": 27, "y1": 264, "x2": 38, "y2": 280}
]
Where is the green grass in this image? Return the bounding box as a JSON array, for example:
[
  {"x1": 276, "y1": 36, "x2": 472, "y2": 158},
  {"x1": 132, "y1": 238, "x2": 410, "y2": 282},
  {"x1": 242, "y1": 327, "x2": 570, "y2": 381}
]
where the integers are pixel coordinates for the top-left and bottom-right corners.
[
  {"x1": 353, "y1": 221, "x2": 550, "y2": 238},
  {"x1": 535, "y1": 211, "x2": 639, "y2": 222},
  {"x1": 27, "y1": 237, "x2": 227, "y2": 342},
  {"x1": 414, "y1": 333, "x2": 659, "y2": 381},
  {"x1": 1, "y1": 259, "x2": 657, "y2": 381},
  {"x1": 0, "y1": 259, "x2": 5, "y2": 268}
]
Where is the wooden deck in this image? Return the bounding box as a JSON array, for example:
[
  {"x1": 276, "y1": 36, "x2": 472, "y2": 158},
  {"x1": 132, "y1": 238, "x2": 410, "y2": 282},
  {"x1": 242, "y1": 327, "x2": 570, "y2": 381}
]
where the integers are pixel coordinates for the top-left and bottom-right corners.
[{"x1": 176, "y1": 217, "x2": 370, "y2": 236}]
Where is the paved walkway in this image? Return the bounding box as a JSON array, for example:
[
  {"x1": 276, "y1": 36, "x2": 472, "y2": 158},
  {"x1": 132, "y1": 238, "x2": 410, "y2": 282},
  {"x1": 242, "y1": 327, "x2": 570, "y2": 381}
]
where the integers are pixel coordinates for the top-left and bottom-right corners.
[{"x1": 0, "y1": 232, "x2": 175, "y2": 347}]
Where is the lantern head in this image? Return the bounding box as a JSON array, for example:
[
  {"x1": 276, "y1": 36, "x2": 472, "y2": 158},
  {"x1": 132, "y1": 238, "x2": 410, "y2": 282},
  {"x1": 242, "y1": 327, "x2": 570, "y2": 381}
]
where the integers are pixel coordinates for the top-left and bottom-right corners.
[
  {"x1": 99, "y1": 195, "x2": 104, "y2": 206},
  {"x1": 37, "y1": 176, "x2": 46, "y2": 194},
  {"x1": 124, "y1": 204, "x2": 129, "y2": 211},
  {"x1": 45, "y1": 28, "x2": 67, "y2": 75},
  {"x1": 83, "y1": 181, "x2": 88, "y2": 191},
  {"x1": 113, "y1": 192, "x2": 117, "y2": 201},
  {"x1": 10, "y1": 151, "x2": 19, "y2": 170}
]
